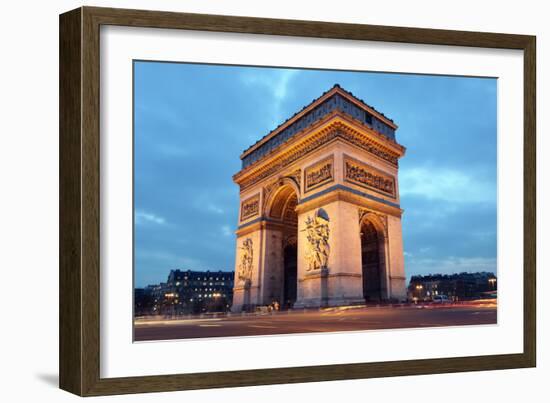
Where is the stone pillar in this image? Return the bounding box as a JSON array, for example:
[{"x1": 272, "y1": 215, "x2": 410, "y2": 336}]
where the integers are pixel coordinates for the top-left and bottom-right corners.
[
  {"x1": 294, "y1": 207, "x2": 327, "y2": 308},
  {"x1": 231, "y1": 230, "x2": 263, "y2": 312},
  {"x1": 259, "y1": 226, "x2": 284, "y2": 305},
  {"x1": 232, "y1": 284, "x2": 251, "y2": 312},
  {"x1": 231, "y1": 240, "x2": 248, "y2": 312},
  {"x1": 386, "y1": 214, "x2": 407, "y2": 301},
  {"x1": 294, "y1": 201, "x2": 364, "y2": 308},
  {"x1": 328, "y1": 201, "x2": 364, "y2": 306}
]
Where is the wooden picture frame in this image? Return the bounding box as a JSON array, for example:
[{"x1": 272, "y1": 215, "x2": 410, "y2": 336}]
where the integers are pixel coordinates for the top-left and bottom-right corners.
[{"x1": 59, "y1": 6, "x2": 536, "y2": 396}]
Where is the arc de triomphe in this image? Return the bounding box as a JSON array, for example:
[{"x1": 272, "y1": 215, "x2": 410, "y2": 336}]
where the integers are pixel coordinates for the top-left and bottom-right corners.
[{"x1": 232, "y1": 84, "x2": 407, "y2": 311}]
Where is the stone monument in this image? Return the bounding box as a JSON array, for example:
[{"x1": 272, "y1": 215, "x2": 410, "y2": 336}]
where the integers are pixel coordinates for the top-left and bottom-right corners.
[{"x1": 231, "y1": 84, "x2": 407, "y2": 311}]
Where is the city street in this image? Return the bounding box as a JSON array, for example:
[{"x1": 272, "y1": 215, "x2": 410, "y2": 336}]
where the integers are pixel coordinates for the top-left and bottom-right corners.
[{"x1": 134, "y1": 302, "x2": 497, "y2": 341}]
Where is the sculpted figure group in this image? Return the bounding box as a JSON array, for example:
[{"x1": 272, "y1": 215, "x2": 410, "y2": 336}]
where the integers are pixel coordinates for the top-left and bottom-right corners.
[
  {"x1": 303, "y1": 211, "x2": 330, "y2": 272},
  {"x1": 238, "y1": 238, "x2": 253, "y2": 284}
]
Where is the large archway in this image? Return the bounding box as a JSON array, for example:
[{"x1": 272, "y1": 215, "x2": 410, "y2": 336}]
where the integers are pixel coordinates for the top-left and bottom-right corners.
[
  {"x1": 232, "y1": 86, "x2": 408, "y2": 312},
  {"x1": 360, "y1": 218, "x2": 385, "y2": 302},
  {"x1": 268, "y1": 184, "x2": 299, "y2": 309}
]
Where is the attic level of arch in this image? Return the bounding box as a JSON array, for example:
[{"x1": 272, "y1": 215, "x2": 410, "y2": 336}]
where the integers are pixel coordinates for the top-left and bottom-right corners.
[
  {"x1": 240, "y1": 85, "x2": 399, "y2": 168},
  {"x1": 234, "y1": 114, "x2": 405, "y2": 194}
]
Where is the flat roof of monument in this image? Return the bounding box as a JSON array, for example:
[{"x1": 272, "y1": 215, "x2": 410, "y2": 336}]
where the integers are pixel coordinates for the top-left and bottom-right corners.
[{"x1": 240, "y1": 84, "x2": 398, "y2": 169}]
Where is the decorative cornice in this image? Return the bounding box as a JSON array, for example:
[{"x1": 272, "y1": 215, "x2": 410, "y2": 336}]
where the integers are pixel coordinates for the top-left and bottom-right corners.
[
  {"x1": 236, "y1": 217, "x2": 288, "y2": 237},
  {"x1": 296, "y1": 184, "x2": 403, "y2": 217}
]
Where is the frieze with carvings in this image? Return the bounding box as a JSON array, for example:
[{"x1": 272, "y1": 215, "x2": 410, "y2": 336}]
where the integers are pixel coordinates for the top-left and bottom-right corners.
[
  {"x1": 240, "y1": 194, "x2": 260, "y2": 222},
  {"x1": 238, "y1": 124, "x2": 399, "y2": 191},
  {"x1": 304, "y1": 156, "x2": 334, "y2": 192},
  {"x1": 344, "y1": 156, "x2": 396, "y2": 198}
]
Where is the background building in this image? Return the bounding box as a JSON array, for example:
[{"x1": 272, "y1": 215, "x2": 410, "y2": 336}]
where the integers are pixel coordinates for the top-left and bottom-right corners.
[
  {"x1": 135, "y1": 270, "x2": 234, "y2": 316},
  {"x1": 408, "y1": 272, "x2": 497, "y2": 301}
]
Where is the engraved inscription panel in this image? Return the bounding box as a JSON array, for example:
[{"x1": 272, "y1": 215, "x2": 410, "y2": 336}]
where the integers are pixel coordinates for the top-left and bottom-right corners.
[{"x1": 344, "y1": 156, "x2": 396, "y2": 198}]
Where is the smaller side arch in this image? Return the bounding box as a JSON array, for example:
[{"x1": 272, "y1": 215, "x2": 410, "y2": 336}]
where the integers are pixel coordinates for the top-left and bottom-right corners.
[{"x1": 359, "y1": 211, "x2": 389, "y2": 302}]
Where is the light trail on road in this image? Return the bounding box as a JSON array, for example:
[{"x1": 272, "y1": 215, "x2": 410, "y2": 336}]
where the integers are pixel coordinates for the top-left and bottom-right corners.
[{"x1": 134, "y1": 305, "x2": 497, "y2": 341}]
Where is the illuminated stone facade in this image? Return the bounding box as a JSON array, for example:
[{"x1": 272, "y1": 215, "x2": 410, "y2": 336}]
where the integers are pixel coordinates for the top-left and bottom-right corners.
[{"x1": 232, "y1": 85, "x2": 407, "y2": 311}]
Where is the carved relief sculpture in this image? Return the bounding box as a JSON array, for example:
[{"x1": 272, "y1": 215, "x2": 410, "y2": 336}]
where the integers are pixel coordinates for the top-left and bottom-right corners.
[
  {"x1": 238, "y1": 238, "x2": 254, "y2": 284},
  {"x1": 302, "y1": 212, "x2": 330, "y2": 271},
  {"x1": 344, "y1": 155, "x2": 396, "y2": 198},
  {"x1": 240, "y1": 194, "x2": 260, "y2": 221},
  {"x1": 304, "y1": 156, "x2": 334, "y2": 192}
]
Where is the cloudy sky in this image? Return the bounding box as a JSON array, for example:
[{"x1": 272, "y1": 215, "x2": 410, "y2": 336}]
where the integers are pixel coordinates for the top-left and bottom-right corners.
[{"x1": 134, "y1": 61, "x2": 497, "y2": 288}]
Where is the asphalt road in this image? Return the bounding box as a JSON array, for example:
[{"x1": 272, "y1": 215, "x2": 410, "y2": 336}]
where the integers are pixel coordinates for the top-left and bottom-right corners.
[{"x1": 134, "y1": 304, "x2": 497, "y2": 341}]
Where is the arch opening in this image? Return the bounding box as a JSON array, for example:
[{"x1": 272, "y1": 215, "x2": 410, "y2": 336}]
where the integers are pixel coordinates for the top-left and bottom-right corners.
[
  {"x1": 360, "y1": 218, "x2": 384, "y2": 302},
  {"x1": 268, "y1": 185, "x2": 299, "y2": 309}
]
